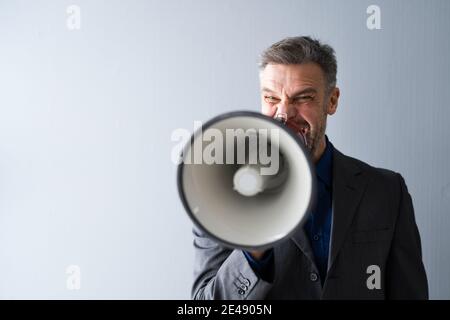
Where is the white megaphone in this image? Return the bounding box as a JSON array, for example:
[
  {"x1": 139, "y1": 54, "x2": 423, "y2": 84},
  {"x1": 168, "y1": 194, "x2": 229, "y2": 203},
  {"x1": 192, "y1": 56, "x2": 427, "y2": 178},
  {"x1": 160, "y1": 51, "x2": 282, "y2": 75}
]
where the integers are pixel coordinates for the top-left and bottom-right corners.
[{"x1": 177, "y1": 111, "x2": 315, "y2": 250}]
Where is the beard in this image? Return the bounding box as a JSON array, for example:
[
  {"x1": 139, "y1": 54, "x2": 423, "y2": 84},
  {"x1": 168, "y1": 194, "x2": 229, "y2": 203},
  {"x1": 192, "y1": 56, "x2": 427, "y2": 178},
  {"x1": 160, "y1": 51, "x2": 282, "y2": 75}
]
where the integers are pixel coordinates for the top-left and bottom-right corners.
[
  {"x1": 306, "y1": 115, "x2": 326, "y2": 156},
  {"x1": 284, "y1": 110, "x2": 327, "y2": 156},
  {"x1": 273, "y1": 101, "x2": 328, "y2": 158}
]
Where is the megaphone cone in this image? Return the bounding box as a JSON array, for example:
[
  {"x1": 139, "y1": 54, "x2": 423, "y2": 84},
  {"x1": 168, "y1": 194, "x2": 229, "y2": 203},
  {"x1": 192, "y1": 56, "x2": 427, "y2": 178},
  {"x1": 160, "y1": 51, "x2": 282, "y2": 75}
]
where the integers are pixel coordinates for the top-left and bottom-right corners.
[{"x1": 177, "y1": 111, "x2": 315, "y2": 250}]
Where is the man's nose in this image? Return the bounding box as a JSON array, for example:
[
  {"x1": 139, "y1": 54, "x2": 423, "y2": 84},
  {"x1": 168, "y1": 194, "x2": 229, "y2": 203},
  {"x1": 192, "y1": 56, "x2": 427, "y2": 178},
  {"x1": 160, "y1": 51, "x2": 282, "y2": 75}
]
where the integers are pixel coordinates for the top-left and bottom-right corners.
[{"x1": 274, "y1": 100, "x2": 296, "y2": 123}]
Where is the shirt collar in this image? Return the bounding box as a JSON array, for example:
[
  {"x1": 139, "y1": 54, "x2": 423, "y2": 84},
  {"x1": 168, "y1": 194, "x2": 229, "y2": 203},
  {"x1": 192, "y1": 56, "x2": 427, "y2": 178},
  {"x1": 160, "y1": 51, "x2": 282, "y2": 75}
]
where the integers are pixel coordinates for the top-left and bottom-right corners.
[{"x1": 315, "y1": 135, "x2": 333, "y2": 188}]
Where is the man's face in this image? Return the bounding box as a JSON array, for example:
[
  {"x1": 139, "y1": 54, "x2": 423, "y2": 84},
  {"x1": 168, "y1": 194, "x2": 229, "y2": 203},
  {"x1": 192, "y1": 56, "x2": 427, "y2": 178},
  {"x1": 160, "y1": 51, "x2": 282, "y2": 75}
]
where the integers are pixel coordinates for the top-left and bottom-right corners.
[{"x1": 259, "y1": 62, "x2": 339, "y2": 161}]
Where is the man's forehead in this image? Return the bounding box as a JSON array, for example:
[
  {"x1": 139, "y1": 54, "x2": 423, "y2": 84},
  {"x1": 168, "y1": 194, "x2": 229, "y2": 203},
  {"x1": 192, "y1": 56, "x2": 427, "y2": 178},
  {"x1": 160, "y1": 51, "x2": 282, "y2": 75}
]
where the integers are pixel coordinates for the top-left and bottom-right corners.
[{"x1": 259, "y1": 63, "x2": 325, "y2": 93}]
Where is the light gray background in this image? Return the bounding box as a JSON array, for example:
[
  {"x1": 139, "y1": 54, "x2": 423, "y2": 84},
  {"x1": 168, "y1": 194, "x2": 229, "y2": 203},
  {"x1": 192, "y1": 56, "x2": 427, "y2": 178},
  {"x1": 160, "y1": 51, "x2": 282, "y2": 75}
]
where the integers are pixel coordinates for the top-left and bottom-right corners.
[{"x1": 0, "y1": 0, "x2": 449, "y2": 299}]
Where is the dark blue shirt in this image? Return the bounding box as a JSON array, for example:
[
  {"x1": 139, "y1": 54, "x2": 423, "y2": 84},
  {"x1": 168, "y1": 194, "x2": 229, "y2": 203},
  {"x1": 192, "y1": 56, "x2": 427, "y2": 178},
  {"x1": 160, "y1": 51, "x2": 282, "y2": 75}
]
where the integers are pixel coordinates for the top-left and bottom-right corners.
[
  {"x1": 244, "y1": 135, "x2": 334, "y2": 285},
  {"x1": 304, "y1": 135, "x2": 333, "y2": 284}
]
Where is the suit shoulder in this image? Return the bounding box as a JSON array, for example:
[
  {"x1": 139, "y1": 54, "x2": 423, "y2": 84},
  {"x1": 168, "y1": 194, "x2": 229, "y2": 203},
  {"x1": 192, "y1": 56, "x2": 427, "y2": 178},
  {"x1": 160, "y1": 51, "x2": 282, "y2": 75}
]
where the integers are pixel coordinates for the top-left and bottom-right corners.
[
  {"x1": 337, "y1": 151, "x2": 408, "y2": 209},
  {"x1": 338, "y1": 151, "x2": 402, "y2": 183}
]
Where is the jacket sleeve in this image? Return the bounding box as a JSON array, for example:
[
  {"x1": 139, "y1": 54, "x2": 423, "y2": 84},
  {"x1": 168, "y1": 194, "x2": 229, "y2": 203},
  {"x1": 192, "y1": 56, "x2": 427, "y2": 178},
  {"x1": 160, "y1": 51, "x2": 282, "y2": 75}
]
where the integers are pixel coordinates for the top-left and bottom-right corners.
[
  {"x1": 191, "y1": 226, "x2": 273, "y2": 300},
  {"x1": 385, "y1": 174, "x2": 429, "y2": 299}
]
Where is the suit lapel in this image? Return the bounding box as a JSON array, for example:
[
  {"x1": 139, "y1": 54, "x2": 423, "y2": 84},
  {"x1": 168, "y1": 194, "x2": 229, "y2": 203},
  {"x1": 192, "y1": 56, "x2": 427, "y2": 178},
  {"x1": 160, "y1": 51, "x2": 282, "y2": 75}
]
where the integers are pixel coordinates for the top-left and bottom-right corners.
[
  {"x1": 288, "y1": 148, "x2": 369, "y2": 274},
  {"x1": 290, "y1": 223, "x2": 315, "y2": 266},
  {"x1": 327, "y1": 148, "x2": 368, "y2": 271}
]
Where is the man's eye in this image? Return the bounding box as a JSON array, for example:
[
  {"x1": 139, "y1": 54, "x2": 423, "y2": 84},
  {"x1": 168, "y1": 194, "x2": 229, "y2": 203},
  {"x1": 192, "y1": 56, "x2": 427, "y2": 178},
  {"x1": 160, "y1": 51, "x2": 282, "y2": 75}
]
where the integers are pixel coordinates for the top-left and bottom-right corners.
[
  {"x1": 264, "y1": 96, "x2": 280, "y2": 103},
  {"x1": 294, "y1": 95, "x2": 314, "y2": 102}
]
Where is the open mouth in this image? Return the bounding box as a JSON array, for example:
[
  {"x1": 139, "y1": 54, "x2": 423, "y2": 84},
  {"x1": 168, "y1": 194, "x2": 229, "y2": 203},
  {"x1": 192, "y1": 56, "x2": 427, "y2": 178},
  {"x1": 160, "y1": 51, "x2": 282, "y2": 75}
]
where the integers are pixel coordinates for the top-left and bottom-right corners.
[
  {"x1": 299, "y1": 126, "x2": 309, "y2": 137},
  {"x1": 273, "y1": 115, "x2": 310, "y2": 146},
  {"x1": 286, "y1": 121, "x2": 309, "y2": 137},
  {"x1": 283, "y1": 121, "x2": 310, "y2": 148}
]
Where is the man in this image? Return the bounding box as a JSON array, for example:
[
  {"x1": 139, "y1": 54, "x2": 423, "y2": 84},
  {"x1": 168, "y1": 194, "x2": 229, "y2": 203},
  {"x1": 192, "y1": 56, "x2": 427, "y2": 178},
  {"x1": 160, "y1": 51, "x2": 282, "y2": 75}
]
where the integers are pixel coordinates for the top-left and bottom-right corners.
[{"x1": 191, "y1": 36, "x2": 428, "y2": 299}]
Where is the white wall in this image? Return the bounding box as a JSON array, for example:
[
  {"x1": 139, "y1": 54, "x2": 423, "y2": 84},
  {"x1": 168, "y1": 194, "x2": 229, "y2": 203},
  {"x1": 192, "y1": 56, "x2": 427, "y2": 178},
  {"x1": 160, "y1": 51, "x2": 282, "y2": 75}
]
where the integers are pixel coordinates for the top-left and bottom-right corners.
[{"x1": 0, "y1": 0, "x2": 449, "y2": 299}]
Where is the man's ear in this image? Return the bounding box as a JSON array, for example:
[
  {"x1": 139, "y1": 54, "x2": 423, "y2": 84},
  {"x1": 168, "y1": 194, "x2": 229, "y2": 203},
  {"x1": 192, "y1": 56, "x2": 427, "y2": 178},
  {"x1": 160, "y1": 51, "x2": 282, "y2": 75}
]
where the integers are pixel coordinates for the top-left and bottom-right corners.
[{"x1": 327, "y1": 87, "x2": 340, "y2": 115}]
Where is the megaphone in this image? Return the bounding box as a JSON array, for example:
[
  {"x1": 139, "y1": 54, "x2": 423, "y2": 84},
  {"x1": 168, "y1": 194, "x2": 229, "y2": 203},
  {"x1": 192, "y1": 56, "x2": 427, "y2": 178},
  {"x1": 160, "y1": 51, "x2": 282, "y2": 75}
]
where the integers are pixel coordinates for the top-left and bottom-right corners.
[{"x1": 177, "y1": 111, "x2": 315, "y2": 250}]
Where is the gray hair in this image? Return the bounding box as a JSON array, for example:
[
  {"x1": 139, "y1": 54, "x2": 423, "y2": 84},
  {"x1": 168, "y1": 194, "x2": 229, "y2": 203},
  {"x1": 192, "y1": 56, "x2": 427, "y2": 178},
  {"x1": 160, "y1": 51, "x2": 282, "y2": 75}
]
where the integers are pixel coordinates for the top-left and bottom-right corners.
[{"x1": 259, "y1": 36, "x2": 337, "y2": 91}]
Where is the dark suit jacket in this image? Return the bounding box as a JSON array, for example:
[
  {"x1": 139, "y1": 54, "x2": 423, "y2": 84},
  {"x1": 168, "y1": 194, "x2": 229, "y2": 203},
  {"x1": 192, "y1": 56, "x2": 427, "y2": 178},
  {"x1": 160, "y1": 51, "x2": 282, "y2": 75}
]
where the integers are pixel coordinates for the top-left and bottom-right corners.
[{"x1": 192, "y1": 148, "x2": 428, "y2": 299}]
